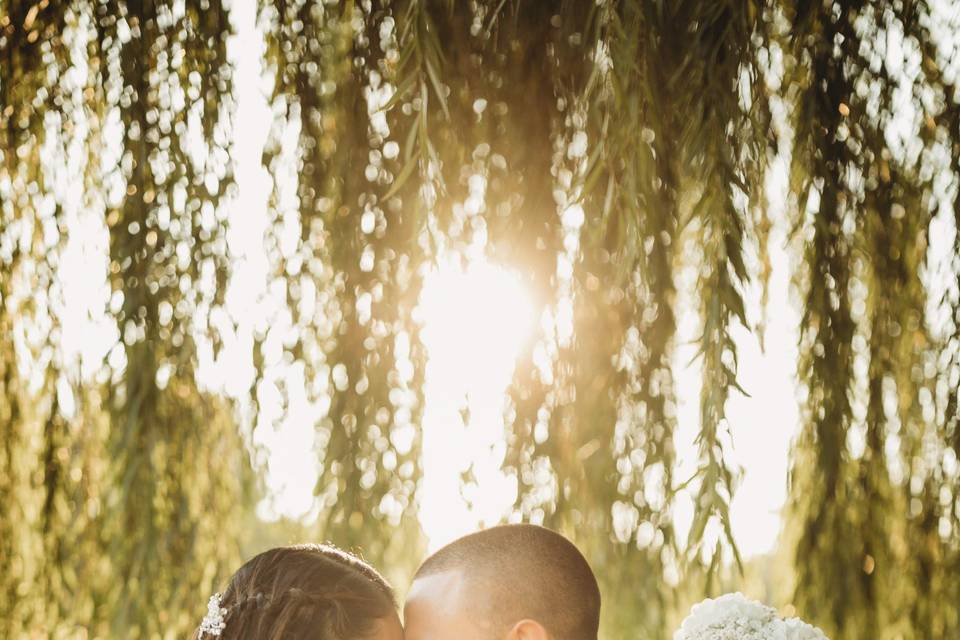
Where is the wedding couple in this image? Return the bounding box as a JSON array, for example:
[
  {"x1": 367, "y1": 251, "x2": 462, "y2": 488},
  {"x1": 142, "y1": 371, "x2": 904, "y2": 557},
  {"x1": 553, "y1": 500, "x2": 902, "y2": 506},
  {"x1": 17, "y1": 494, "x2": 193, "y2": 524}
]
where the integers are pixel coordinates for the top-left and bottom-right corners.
[{"x1": 194, "y1": 524, "x2": 827, "y2": 640}]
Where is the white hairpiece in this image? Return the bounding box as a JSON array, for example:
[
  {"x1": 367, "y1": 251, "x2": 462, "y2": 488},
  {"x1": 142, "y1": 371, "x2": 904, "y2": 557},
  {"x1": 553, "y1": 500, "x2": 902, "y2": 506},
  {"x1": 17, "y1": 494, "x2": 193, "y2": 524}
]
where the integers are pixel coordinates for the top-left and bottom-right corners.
[{"x1": 199, "y1": 593, "x2": 228, "y2": 638}]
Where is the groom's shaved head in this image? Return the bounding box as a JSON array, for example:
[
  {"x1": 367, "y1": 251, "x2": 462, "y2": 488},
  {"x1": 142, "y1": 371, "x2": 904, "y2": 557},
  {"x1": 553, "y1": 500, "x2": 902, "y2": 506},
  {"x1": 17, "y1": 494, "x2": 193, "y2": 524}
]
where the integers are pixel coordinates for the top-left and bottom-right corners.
[{"x1": 405, "y1": 525, "x2": 601, "y2": 640}]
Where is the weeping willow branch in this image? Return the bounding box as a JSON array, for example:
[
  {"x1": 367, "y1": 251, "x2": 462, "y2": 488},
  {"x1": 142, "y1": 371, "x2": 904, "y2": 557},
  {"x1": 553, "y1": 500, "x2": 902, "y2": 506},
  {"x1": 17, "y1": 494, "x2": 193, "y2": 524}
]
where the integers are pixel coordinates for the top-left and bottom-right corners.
[
  {"x1": 94, "y1": 1, "x2": 246, "y2": 636},
  {"x1": 787, "y1": 3, "x2": 885, "y2": 637},
  {"x1": 261, "y1": 0, "x2": 425, "y2": 566},
  {"x1": 561, "y1": 1, "x2": 680, "y2": 633},
  {"x1": 677, "y1": 0, "x2": 767, "y2": 577},
  {"x1": 0, "y1": 2, "x2": 78, "y2": 635}
]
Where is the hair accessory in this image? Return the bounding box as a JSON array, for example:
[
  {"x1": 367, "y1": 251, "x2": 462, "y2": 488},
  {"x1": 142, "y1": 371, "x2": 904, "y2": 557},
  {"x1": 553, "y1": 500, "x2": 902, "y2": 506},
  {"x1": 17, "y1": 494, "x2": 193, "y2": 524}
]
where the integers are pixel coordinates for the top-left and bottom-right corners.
[{"x1": 199, "y1": 592, "x2": 228, "y2": 637}]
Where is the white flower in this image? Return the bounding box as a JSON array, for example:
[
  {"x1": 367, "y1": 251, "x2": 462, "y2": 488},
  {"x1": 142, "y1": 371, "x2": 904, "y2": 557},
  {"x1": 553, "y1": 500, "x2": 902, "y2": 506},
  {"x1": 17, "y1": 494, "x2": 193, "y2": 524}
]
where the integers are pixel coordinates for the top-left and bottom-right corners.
[
  {"x1": 674, "y1": 593, "x2": 828, "y2": 640},
  {"x1": 781, "y1": 616, "x2": 829, "y2": 640}
]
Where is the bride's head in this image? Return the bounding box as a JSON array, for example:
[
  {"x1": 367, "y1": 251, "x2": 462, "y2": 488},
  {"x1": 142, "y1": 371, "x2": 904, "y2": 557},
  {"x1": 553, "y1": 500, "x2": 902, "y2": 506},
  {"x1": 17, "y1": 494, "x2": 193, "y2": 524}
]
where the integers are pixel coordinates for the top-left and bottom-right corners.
[{"x1": 193, "y1": 544, "x2": 403, "y2": 640}]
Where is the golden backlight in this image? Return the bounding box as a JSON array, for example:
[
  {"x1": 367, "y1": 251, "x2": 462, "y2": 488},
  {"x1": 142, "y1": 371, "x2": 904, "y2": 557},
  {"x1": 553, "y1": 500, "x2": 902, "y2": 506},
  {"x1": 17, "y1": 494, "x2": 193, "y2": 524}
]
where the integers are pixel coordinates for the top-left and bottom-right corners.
[{"x1": 417, "y1": 254, "x2": 534, "y2": 551}]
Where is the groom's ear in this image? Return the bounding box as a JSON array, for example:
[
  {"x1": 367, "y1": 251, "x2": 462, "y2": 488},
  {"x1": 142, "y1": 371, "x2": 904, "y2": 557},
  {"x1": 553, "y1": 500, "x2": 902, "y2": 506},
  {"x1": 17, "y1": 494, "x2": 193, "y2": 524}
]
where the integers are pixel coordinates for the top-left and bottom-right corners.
[{"x1": 505, "y1": 619, "x2": 550, "y2": 640}]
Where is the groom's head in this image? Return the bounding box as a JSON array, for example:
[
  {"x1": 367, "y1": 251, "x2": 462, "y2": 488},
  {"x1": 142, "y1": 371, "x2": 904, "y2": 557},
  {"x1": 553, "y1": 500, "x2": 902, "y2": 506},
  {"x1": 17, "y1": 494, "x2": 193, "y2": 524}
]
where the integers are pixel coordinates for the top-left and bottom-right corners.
[{"x1": 403, "y1": 524, "x2": 600, "y2": 640}]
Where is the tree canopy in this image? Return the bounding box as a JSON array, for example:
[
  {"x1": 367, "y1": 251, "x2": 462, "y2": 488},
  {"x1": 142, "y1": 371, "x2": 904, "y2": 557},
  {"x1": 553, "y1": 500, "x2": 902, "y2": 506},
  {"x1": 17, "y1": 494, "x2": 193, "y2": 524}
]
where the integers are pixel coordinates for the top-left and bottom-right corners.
[{"x1": 1, "y1": 1, "x2": 958, "y2": 638}]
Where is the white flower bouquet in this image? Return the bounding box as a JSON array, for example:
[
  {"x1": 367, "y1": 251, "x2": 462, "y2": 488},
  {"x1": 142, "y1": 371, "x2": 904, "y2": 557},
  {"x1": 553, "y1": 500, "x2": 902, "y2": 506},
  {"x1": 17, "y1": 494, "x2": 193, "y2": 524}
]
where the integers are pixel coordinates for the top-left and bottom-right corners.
[{"x1": 674, "y1": 593, "x2": 828, "y2": 640}]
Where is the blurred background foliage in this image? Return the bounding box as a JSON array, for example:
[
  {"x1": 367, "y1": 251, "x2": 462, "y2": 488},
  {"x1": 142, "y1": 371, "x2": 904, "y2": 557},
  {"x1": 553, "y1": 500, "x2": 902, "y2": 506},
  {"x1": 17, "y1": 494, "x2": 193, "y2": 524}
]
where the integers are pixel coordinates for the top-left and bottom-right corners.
[{"x1": 1, "y1": 0, "x2": 959, "y2": 638}]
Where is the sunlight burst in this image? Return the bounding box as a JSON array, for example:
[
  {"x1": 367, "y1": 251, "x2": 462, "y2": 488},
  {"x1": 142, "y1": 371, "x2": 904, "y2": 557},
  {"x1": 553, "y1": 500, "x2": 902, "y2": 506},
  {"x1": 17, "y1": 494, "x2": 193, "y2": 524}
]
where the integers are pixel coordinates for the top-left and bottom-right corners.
[{"x1": 417, "y1": 255, "x2": 534, "y2": 551}]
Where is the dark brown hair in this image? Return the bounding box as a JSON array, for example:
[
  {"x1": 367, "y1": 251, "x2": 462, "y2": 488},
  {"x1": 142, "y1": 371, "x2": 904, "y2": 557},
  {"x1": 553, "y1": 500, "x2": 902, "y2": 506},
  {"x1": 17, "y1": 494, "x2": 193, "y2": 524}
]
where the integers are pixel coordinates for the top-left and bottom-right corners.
[
  {"x1": 414, "y1": 524, "x2": 601, "y2": 640},
  {"x1": 194, "y1": 544, "x2": 395, "y2": 640}
]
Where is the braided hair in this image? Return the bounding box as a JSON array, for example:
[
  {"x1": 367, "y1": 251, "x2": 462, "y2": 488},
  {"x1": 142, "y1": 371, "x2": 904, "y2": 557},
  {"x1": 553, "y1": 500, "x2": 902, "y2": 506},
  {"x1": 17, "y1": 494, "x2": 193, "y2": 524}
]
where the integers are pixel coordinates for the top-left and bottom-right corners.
[{"x1": 194, "y1": 544, "x2": 396, "y2": 640}]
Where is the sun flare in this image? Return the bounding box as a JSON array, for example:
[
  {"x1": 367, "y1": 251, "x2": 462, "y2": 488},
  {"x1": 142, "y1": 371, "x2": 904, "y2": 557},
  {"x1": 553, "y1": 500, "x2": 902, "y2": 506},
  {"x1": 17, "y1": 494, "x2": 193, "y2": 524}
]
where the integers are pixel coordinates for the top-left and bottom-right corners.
[
  {"x1": 419, "y1": 257, "x2": 533, "y2": 380},
  {"x1": 417, "y1": 255, "x2": 534, "y2": 551}
]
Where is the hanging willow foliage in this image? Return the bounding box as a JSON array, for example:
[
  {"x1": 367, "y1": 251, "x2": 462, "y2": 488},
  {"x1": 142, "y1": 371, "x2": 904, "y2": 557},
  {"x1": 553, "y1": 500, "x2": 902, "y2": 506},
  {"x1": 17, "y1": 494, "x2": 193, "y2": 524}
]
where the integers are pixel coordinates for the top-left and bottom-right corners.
[
  {"x1": 3, "y1": 0, "x2": 960, "y2": 638},
  {"x1": 1, "y1": 2, "x2": 96, "y2": 635},
  {"x1": 257, "y1": 0, "x2": 425, "y2": 572},
  {"x1": 786, "y1": 2, "x2": 866, "y2": 636},
  {"x1": 92, "y1": 1, "x2": 249, "y2": 635},
  {"x1": 785, "y1": 1, "x2": 959, "y2": 639},
  {"x1": 2, "y1": 0, "x2": 249, "y2": 637}
]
